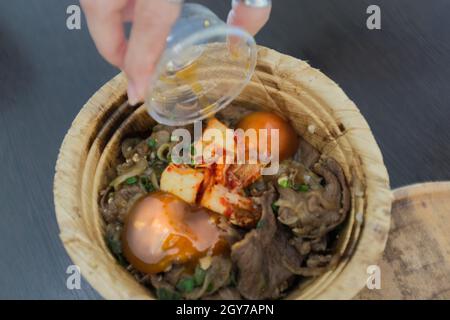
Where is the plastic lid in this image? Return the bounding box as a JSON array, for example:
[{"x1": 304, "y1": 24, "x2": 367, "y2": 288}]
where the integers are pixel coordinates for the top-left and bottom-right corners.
[{"x1": 146, "y1": 12, "x2": 257, "y2": 126}]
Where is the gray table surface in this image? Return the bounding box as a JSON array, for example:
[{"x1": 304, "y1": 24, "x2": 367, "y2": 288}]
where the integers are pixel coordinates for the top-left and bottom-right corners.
[{"x1": 0, "y1": 0, "x2": 449, "y2": 299}]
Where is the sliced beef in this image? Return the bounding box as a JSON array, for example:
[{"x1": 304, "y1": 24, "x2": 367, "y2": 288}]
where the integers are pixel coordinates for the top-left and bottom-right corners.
[
  {"x1": 289, "y1": 236, "x2": 328, "y2": 257},
  {"x1": 284, "y1": 253, "x2": 339, "y2": 277},
  {"x1": 184, "y1": 256, "x2": 233, "y2": 300},
  {"x1": 163, "y1": 265, "x2": 186, "y2": 287},
  {"x1": 216, "y1": 216, "x2": 245, "y2": 245},
  {"x1": 100, "y1": 184, "x2": 145, "y2": 223},
  {"x1": 306, "y1": 254, "x2": 333, "y2": 268},
  {"x1": 150, "y1": 256, "x2": 233, "y2": 300},
  {"x1": 295, "y1": 139, "x2": 321, "y2": 169},
  {"x1": 313, "y1": 158, "x2": 350, "y2": 214},
  {"x1": 231, "y1": 191, "x2": 303, "y2": 300},
  {"x1": 269, "y1": 159, "x2": 323, "y2": 190},
  {"x1": 150, "y1": 274, "x2": 181, "y2": 300},
  {"x1": 276, "y1": 158, "x2": 350, "y2": 239}
]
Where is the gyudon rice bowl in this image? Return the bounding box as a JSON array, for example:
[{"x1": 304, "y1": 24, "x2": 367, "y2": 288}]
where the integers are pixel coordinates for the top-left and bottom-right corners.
[{"x1": 54, "y1": 47, "x2": 391, "y2": 300}]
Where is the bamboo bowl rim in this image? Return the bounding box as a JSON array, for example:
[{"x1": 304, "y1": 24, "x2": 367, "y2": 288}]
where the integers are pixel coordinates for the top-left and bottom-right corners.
[{"x1": 54, "y1": 46, "x2": 392, "y2": 300}]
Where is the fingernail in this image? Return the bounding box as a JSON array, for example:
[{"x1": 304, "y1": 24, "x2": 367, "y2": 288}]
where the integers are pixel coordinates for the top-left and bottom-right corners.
[{"x1": 127, "y1": 81, "x2": 139, "y2": 105}]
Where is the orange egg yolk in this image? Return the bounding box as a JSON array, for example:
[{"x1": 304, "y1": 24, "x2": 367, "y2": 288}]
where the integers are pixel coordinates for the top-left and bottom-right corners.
[
  {"x1": 236, "y1": 111, "x2": 299, "y2": 161},
  {"x1": 122, "y1": 192, "x2": 224, "y2": 274}
]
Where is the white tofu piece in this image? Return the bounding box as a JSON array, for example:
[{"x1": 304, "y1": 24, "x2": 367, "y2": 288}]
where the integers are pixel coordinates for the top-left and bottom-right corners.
[
  {"x1": 196, "y1": 118, "x2": 235, "y2": 165},
  {"x1": 160, "y1": 164, "x2": 204, "y2": 204},
  {"x1": 200, "y1": 184, "x2": 253, "y2": 216},
  {"x1": 225, "y1": 191, "x2": 253, "y2": 211},
  {"x1": 200, "y1": 184, "x2": 229, "y2": 215},
  {"x1": 204, "y1": 118, "x2": 229, "y2": 149}
]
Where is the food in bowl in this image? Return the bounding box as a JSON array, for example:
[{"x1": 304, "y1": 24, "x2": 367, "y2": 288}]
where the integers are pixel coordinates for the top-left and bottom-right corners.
[{"x1": 99, "y1": 105, "x2": 350, "y2": 300}]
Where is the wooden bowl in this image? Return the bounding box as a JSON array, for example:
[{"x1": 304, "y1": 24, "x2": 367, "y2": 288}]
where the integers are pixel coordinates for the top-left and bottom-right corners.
[{"x1": 54, "y1": 46, "x2": 392, "y2": 299}]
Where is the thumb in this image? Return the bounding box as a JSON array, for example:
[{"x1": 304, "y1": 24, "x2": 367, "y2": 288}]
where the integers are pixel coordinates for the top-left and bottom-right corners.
[{"x1": 227, "y1": 0, "x2": 272, "y2": 36}]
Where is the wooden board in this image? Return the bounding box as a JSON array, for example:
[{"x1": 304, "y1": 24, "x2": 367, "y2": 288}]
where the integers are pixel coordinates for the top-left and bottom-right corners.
[{"x1": 355, "y1": 182, "x2": 450, "y2": 300}]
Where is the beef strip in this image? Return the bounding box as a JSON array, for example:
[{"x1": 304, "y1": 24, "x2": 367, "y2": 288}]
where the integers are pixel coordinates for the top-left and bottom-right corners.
[
  {"x1": 283, "y1": 253, "x2": 339, "y2": 277},
  {"x1": 163, "y1": 265, "x2": 186, "y2": 287},
  {"x1": 290, "y1": 236, "x2": 328, "y2": 256},
  {"x1": 150, "y1": 256, "x2": 234, "y2": 300},
  {"x1": 216, "y1": 216, "x2": 245, "y2": 245},
  {"x1": 295, "y1": 139, "x2": 321, "y2": 169},
  {"x1": 184, "y1": 256, "x2": 233, "y2": 300},
  {"x1": 306, "y1": 254, "x2": 333, "y2": 268},
  {"x1": 101, "y1": 184, "x2": 145, "y2": 223},
  {"x1": 276, "y1": 158, "x2": 350, "y2": 239},
  {"x1": 231, "y1": 191, "x2": 303, "y2": 300}
]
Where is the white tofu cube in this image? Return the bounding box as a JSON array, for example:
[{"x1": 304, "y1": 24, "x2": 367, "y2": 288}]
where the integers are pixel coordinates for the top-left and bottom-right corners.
[
  {"x1": 200, "y1": 184, "x2": 229, "y2": 215},
  {"x1": 160, "y1": 164, "x2": 204, "y2": 204},
  {"x1": 200, "y1": 184, "x2": 253, "y2": 216}
]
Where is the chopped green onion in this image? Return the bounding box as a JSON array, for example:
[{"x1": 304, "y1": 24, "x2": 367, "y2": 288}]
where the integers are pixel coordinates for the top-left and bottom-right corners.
[
  {"x1": 206, "y1": 282, "x2": 214, "y2": 293},
  {"x1": 140, "y1": 177, "x2": 154, "y2": 192},
  {"x1": 271, "y1": 203, "x2": 279, "y2": 213},
  {"x1": 229, "y1": 271, "x2": 237, "y2": 287},
  {"x1": 125, "y1": 176, "x2": 138, "y2": 185},
  {"x1": 193, "y1": 265, "x2": 206, "y2": 287},
  {"x1": 106, "y1": 235, "x2": 122, "y2": 257},
  {"x1": 191, "y1": 144, "x2": 196, "y2": 156},
  {"x1": 106, "y1": 233, "x2": 127, "y2": 266},
  {"x1": 256, "y1": 219, "x2": 266, "y2": 229},
  {"x1": 156, "y1": 288, "x2": 181, "y2": 300},
  {"x1": 147, "y1": 138, "x2": 157, "y2": 149},
  {"x1": 176, "y1": 277, "x2": 195, "y2": 293},
  {"x1": 294, "y1": 184, "x2": 310, "y2": 192},
  {"x1": 277, "y1": 176, "x2": 290, "y2": 188}
]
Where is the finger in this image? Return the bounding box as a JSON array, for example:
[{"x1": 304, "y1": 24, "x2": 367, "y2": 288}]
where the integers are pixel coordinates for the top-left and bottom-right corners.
[
  {"x1": 124, "y1": 0, "x2": 181, "y2": 105},
  {"x1": 227, "y1": 1, "x2": 272, "y2": 36},
  {"x1": 81, "y1": 0, "x2": 129, "y2": 68},
  {"x1": 122, "y1": 0, "x2": 137, "y2": 22}
]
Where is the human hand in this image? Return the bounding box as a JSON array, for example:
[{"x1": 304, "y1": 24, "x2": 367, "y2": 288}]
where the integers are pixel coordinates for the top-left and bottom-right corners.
[{"x1": 81, "y1": 0, "x2": 272, "y2": 105}]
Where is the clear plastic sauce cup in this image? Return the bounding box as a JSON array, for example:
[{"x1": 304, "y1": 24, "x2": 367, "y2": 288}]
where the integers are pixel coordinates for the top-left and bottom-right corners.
[{"x1": 146, "y1": 3, "x2": 257, "y2": 126}]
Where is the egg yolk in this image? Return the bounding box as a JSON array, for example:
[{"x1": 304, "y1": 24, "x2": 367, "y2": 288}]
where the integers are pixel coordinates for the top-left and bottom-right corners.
[
  {"x1": 236, "y1": 111, "x2": 299, "y2": 161},
  {"x1": 122, "y1": 192, "x2": 224, "y2": 274}
]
